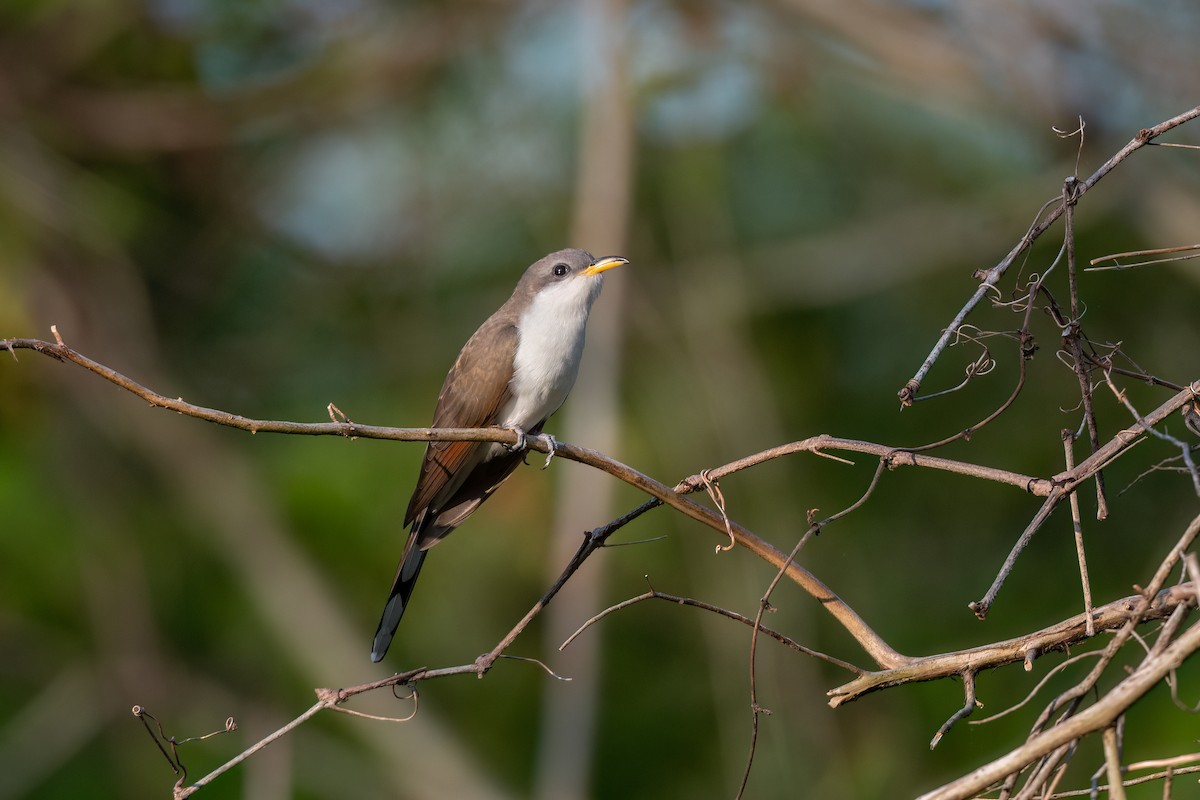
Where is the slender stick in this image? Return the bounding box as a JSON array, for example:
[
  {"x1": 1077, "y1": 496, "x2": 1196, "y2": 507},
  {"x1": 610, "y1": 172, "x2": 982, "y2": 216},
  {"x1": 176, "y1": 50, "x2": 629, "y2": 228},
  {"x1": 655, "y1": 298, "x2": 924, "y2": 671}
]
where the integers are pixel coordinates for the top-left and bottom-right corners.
[
  {"x1": 1062, "y1": 431, "x2": 1095, "y2": 637},
  {"x1": 1061, "y1": 176, "x2": 1109, "y2": 519}
]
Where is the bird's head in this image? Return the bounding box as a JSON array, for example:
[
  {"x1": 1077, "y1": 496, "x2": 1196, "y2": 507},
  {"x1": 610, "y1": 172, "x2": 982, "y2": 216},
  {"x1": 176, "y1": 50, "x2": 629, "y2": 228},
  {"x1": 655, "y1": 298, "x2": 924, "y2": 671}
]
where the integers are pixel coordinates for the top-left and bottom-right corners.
[{"x1": 511, "y1": 248, "x2": 629, "y2": 314}]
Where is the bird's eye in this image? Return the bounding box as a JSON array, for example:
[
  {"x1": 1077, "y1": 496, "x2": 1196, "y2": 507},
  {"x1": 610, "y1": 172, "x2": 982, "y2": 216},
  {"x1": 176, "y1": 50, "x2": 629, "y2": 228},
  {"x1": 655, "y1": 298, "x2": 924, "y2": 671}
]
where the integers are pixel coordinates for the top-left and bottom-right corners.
[{"x1": 552, "y1": 263, "x2": 569, "y2": 277}]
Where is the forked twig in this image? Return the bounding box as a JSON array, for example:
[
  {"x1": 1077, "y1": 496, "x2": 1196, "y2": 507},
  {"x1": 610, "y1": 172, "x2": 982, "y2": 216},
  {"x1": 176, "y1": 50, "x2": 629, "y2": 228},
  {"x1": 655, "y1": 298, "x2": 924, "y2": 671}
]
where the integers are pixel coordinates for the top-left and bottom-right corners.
[{"x1": 899, "y1": 104, "x2": 1200, "y2": 405}]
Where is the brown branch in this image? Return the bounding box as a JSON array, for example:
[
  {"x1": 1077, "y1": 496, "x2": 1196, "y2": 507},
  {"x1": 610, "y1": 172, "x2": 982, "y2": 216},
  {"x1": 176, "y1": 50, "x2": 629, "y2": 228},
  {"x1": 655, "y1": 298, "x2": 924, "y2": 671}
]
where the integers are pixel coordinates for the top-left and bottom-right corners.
[
  {"x1": 677, "y1": 434, "x2": 1055, "y2": 497},
  {"x1": 1022, "y1": 740, "x2": 1077, "y2": 800},
  {"x1": 1080, "y1": 349, "x2": 1187, "y2": 392},
  {"x1": 9, "y1": 335, "x2": 1194, "y2": 665},
  {"x1": 738, "y1": 517, "x2": 818, "y2": 800}
]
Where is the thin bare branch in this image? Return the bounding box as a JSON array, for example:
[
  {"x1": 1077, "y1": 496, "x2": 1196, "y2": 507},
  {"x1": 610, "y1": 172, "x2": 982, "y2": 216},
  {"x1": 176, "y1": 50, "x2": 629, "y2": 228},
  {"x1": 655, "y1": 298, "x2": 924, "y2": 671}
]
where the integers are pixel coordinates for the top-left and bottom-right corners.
[
  {"x1": 1060, "y1": 176, "x2": 1109, "y2": 518},
  {"x1": 678, "y1": 434, "x2": 1054, "y2": 497},
  {"x1": 1087, "y1": 243, "x2": 1200, "y2": 271},
  {"x1": 930, "y1": 671, "x2": 978, "y2": 749},
  {"x1": 969, "y1": 489, "x2": 1066, "y2": 620},
  {"x1": 1062, "y1": 431, "x2": 1095, "y2": 636},
  {"x1": 1102, "y1": 724, "x2": 1128, "y2": 800}
]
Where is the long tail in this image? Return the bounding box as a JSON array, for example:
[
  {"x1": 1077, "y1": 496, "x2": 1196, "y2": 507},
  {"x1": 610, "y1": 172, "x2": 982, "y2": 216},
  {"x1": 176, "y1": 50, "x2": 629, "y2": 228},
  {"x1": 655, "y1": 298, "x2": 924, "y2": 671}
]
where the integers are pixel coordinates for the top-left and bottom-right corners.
[{"x1": 370, "y1": 534, "x2": 428, "y2": 663}]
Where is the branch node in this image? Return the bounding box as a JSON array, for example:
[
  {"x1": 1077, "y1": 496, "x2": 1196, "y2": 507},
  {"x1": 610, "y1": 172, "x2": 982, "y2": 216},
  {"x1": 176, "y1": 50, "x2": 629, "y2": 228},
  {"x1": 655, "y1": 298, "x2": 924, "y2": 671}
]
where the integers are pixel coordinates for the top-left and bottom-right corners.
[
  {"x1": 1062, "y1": 174, "x2": 1082, "y2": 203},
  {"x1": 314, "y1": 687, "x2": 343, "y2": 705},
  {"x1": 1020, "y1": 331, "x2": 1039, "y2": 359},
  {"x1": 898, "y1": 379, "x2": 921, "y2": 407},
  {"x1": 327, "y1": 403, "x2": 358, "y2": 439}
]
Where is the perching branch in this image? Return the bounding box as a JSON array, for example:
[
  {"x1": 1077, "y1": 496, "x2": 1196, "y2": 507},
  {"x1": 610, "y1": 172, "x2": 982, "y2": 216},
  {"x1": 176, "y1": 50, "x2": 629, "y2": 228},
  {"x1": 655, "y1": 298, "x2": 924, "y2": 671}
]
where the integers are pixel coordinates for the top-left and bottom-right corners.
[{"x1": 1, "y1": 332, "x2": 907, "y2": 669}]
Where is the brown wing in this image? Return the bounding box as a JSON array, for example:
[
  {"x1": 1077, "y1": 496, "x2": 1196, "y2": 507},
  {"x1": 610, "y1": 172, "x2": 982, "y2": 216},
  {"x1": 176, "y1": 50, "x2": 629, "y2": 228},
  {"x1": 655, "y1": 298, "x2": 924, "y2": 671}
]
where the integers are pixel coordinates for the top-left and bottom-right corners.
[{"x1": 403, "y1": 315, "x2": 518, "y2": 528}]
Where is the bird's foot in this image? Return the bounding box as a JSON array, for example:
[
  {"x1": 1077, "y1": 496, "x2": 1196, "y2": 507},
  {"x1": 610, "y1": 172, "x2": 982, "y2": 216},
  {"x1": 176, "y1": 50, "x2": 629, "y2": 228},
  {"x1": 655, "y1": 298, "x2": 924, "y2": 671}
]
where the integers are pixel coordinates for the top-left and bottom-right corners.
[
  {"x1": 536, "y1": 433, "x2": 559, "y2": 469},
  {"x1": 505, "y1": 425, "x2": 530, "y2": 454}
]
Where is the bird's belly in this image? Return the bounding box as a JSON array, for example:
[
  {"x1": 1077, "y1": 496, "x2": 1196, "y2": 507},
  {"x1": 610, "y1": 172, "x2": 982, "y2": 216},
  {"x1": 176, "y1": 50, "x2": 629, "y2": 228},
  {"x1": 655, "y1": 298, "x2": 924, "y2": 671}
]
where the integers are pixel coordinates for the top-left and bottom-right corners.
[
  {"x1": 502, "y1": 355, "x2": 577, "y2": 430},
  {"x1": 502, "y1": 318, "x2": 587, "y2": 430}
]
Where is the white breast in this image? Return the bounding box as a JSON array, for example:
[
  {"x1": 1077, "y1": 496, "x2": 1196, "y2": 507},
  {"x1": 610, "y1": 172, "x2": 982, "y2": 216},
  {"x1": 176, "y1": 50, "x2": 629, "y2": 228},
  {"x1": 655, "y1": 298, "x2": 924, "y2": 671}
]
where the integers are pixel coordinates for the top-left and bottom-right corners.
[{"x1": 501, "y1": 274, "x2": 604, "y2": 430}]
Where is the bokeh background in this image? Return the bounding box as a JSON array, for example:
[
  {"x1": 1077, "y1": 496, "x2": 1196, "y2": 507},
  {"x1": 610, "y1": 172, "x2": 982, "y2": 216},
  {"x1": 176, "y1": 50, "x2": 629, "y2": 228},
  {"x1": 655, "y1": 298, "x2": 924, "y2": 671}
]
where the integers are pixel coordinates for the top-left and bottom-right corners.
[{"x1": 2, "y1": 1, "x2": 1199, "y2": 798}]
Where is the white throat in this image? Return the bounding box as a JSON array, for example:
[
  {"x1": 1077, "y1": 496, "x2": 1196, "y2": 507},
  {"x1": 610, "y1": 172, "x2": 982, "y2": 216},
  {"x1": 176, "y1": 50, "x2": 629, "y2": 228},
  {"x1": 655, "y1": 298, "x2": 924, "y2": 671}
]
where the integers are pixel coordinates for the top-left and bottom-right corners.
[{"x1": 501, "y1": 275, "x2": 604, "y2": 430}]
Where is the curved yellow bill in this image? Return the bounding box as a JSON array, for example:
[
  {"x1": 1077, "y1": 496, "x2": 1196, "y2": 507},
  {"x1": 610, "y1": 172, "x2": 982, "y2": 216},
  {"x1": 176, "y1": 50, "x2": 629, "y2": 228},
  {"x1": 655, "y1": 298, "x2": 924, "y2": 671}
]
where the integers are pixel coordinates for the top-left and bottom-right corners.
[{"x1": 581, "y1": 255, "x2": 629, "y2": 276}]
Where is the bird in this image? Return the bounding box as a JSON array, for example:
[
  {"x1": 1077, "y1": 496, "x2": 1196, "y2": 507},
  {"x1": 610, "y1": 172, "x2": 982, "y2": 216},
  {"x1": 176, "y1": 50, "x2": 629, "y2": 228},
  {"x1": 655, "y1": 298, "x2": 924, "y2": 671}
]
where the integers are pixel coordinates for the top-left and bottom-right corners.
[{"x1": 370, "y1": 248, "x2": 630, "y2": 662}]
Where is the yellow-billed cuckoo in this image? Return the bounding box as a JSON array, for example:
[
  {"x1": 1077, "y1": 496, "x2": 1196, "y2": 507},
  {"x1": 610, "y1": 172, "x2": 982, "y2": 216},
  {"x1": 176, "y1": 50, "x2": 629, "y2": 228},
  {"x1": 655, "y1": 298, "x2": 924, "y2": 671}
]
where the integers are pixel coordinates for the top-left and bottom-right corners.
[{"x1": 371, "y1": 248, "x2": 629, "y2": 662}]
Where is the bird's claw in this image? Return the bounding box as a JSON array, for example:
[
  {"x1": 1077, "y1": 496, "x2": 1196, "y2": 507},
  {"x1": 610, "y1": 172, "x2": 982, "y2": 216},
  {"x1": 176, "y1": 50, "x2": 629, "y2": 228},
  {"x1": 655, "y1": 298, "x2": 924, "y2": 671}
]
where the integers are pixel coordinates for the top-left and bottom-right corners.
[
  {"x1": 505, "y1": 428, "x2": 558, "y2": 468},
  {"x1": 538, "y1": 434, "x2": 558, "y2": 469},
  {"x1": 506, "y1": 426, "x2": 530, "y2": 454}
]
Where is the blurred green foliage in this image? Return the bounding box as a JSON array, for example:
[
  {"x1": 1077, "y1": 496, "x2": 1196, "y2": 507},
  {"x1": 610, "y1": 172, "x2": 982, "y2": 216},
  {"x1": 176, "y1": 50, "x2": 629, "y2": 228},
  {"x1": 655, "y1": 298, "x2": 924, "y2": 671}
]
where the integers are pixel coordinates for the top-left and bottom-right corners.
[{"x1": 2, "y1": 1, "x2": 1199, "y2": 798}]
